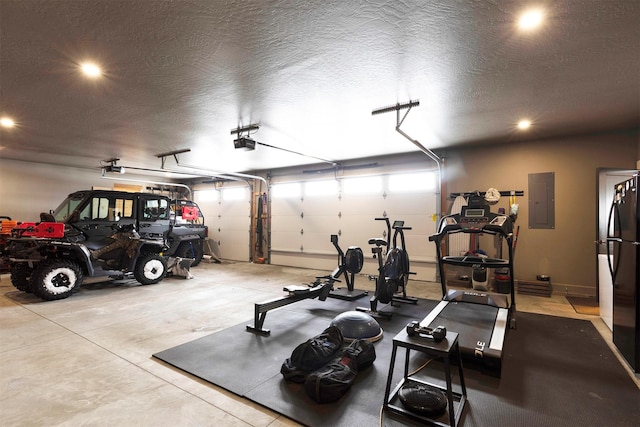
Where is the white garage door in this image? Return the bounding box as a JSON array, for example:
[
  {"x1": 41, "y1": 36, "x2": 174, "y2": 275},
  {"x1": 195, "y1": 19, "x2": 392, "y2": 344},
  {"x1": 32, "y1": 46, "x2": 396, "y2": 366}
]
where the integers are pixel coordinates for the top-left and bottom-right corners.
[
  {"x1": 194, "y1": 186, "x2": 251, "y2": 262},
  {"x1": 270, "y1": 171, "x2": 439, "y2": 281}
]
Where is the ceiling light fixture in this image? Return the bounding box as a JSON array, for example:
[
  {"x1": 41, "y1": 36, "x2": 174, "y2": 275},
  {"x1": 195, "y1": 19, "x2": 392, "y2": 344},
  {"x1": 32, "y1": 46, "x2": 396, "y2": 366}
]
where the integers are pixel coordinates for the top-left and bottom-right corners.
[
  {"x1": 80, "y1": 62, "x2": 102, "y2": 78},
  {"x1": 517, "y1": 119, "x2": 532, "y2": 130},
  {"x1": 0, "y1": 117, "x2": 15, "y2": 128},
  {"x1": 518, "y1": 9, "x2": 544, "y2": 31},
  {"x1": 231, "y1": 124, "x2": 337, "y2": 165}
]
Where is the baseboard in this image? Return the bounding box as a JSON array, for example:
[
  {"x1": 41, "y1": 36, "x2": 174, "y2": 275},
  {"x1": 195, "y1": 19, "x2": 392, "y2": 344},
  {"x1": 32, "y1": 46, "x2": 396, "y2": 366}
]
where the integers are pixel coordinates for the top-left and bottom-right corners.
[
  {"x1": 514, "y1": 279, "x2": 595, "y2": 298},
  {"x1": 551, "y1": 282, "x2": 596, "y2": 298}
]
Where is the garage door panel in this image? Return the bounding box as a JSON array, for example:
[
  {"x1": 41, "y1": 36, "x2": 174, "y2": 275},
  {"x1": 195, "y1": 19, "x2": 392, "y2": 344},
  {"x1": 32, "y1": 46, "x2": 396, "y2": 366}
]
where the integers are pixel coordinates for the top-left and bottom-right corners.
[
  {"x1": 404, "y1": 234, "x2": 436, "y2": 259},
  {"x1": 338, "y1": 194, "x2": 386, "y2": 215},
  {"x1": 271, "y1": 231, "x2": 303, "y2": 252},
  {"x1": 385, "y1": 192, "x2": 435, "y2": 208},
  {"x1": 218, "y1": 240, "x2": 250, "y2": 261},
  {"x1": 216, "y1": 188, "x2": 251, "y2": 262},
  {"x1": 302, "y1": 214, "x2": 340, "y2": 235},
  {"x1": 303, "y1": 232, "x2": 338, "y2": 254},
  {"x1": 271, "y1": 214, "x2": 303, "y2": 231},
  {"x1": 338, "y1": 216, "x2": 382, "y2": 249},
  {"x1": 301, "y1": 196, "x2": 340, "y2": 211},
  {"x1": 272, "y1": 197, "x2": 302, "y2": 216}
]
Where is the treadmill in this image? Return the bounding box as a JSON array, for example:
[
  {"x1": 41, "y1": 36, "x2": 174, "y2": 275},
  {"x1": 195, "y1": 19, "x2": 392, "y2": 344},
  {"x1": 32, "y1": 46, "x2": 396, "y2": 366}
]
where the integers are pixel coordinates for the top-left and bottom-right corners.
[{"x1": 423, "y1": 196, "x2": 516, "y2": 376}]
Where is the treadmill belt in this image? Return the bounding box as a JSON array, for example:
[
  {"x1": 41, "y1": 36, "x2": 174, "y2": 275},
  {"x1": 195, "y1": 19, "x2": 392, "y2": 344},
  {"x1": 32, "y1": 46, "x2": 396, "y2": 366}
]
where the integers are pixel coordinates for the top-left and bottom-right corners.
[{"x1": 430, "y1": 302, "x2": 501, "y2": 370}]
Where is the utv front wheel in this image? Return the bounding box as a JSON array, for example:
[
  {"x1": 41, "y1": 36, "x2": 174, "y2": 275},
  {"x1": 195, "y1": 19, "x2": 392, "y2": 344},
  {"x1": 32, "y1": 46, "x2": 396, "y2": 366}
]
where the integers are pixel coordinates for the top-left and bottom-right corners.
[
  {"x1": 31, "y1": 259, "x2": 83, "y2": 301},
  {"x1": 134, "y1": 253, "x2": 167, "y2": 285},
  {"x1": 11, "y1": 263, "x2": 34, "y2": 293}
]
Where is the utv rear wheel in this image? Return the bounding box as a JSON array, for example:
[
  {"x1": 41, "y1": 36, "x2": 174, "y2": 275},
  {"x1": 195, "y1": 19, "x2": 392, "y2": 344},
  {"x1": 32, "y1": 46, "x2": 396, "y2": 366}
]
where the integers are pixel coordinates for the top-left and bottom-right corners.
[
  {"x1": 31, "y1": 259, "x2": 83, "y2": 301},
  {"x1": 134, "y1": 253, "x2": 167, "y2": 285},
  {"x1": 11, "y1": 263, "x2": 34, "y2": 293},
  {"x1": 176, "y1": 240, "x2": 204, "y2": 266}
]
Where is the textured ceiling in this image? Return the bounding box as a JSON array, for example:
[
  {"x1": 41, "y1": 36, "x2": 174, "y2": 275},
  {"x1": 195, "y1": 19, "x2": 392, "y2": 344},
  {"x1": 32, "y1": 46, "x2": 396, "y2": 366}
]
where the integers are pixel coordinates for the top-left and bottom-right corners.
[{"x1": 0, "y1": 0, "x2": 639, "y2": 178}]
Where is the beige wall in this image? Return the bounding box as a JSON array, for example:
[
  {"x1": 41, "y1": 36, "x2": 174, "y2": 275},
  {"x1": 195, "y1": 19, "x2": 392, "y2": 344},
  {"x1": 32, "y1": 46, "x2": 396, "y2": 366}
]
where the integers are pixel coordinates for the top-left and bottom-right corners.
[
  {"x1": 0, "y1": 159, "x2": 159, "y2": 222},
  {"x1": 443, "y1": 130, "x2": 638, "y2": 296}
]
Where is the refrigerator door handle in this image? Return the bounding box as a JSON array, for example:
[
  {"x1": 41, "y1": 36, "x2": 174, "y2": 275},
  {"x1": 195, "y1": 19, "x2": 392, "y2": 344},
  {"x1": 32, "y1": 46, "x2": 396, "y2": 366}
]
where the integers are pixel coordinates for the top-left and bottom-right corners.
[
  {"x1": 606, "y1": 199, "x2": 619, "y2": 240},
  {"x1": 605, "y1": 201, "x2": 622, "y2": 281}
]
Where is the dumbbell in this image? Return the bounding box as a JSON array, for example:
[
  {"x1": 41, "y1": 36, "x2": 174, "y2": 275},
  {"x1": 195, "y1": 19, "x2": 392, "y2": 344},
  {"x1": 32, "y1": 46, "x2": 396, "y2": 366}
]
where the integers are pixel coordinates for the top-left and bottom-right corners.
[{"x1": 406, "y1": 321, "x2": 447, "y2": 342}]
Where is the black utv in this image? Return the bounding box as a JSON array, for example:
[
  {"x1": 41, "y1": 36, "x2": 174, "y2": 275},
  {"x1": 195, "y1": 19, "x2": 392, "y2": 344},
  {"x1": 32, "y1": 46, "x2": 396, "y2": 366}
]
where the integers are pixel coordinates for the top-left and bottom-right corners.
[
  {"x1": 167, "y1": 198, "x2": 208, "y2": 266},
  {"x1": 6, "y1": 190, "x2": 174, "y2": 300}
]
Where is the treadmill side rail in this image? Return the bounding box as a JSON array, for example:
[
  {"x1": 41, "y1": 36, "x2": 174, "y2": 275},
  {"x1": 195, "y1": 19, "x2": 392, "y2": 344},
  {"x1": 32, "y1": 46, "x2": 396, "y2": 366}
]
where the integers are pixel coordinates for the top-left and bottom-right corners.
[
  {"x1": 489, "y1": 308, "x2": 509, "y2": 351},
  {"x1": 419, "y1": 300, "x2": 448, "y2": 329}
]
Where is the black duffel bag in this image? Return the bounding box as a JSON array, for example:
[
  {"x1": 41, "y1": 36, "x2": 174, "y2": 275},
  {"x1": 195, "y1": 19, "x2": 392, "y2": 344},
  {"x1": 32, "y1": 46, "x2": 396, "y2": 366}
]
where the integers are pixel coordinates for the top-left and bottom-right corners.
[
  {"x1": 304, "y1": 338, "x2": 376, "y2": 403},
  {"x1": 281, "y1": 325, "x2": 344, "y2": 383}
]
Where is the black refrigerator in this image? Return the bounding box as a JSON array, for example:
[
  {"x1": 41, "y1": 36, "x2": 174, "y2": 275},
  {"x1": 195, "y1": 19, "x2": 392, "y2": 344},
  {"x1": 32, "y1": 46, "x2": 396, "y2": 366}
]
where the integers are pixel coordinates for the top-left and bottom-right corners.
[{"x1": 607, "y1": 174, "x2": 640, "y2": 372}]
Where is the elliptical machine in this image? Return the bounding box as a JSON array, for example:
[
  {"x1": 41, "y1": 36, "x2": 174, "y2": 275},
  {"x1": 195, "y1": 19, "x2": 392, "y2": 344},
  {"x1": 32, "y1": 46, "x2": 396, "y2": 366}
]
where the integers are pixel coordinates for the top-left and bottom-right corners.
[{"x1": 358, "y1": 217, "x2": 417, "y2": 318}]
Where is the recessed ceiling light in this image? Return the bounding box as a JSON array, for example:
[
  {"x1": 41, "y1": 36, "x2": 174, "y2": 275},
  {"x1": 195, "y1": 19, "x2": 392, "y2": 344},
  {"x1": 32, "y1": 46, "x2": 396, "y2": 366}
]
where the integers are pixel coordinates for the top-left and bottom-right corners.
[
  {"x1": 518, "y1": 9, "x2": 544, "y2": 31},
  {"x1": 0, "y1": 117, "x2": 15, "y2": 128},
  {"x1": 517, "y1": 119, "x2": 532, "y2": 130},
  {"x1": 80, "y1": 62, "x2": 102, "y2": 78}
]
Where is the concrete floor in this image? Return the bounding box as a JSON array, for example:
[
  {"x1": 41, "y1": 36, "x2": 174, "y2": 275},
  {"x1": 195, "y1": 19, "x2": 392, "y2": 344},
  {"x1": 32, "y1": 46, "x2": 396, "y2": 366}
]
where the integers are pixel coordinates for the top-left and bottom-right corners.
[{"x1": 1, "y1": 261, "x2": 638, "y2": 426}]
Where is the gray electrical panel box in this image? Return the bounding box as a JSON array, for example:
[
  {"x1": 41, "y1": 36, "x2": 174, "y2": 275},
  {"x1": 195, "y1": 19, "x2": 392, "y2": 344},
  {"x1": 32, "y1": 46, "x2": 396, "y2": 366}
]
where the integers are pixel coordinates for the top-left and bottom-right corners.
[{"x1": 528, "y1": 172, "x2": 555, "y2": 229}]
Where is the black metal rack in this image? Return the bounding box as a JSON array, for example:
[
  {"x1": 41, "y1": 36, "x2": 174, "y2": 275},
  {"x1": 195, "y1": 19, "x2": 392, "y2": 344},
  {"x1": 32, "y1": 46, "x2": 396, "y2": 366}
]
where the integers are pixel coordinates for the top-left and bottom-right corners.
[{"x1": 449, "y1": 190, "x2": 524, "y2": 199}]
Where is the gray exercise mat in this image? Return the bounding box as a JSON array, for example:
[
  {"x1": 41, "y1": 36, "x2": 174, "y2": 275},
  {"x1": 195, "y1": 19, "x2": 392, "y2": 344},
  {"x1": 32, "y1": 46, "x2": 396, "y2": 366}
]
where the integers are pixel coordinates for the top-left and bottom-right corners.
[{"x1": 154, "y1": 298, "x2": 639, "y2": 427}]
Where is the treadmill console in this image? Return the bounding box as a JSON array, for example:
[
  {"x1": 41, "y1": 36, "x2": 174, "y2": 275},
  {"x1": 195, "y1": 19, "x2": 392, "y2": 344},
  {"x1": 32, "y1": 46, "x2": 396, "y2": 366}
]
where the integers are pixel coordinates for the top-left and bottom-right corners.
[
  {"x1": 435, "y1": 205, "x2": 511, "y2": 237},
  {"x1": 459, "y1": 206, "x2": 490, "y2": 229}
]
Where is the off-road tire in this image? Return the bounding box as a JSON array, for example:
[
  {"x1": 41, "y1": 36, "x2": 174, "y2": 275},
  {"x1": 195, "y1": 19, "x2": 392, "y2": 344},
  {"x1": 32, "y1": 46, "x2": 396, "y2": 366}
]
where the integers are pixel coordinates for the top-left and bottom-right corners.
[
  {"x1": 11, "y1": 263, "x2": 34, "y2": 293},
  {"x1": 134, "y1": 253, "x2": 167, "y2": 285},
  {"x1": 31, "y1": 259, "x2": 83, "y2": 301},
  {"x1": 176, "y1": 240, "x2": 204, "y2": 266}
]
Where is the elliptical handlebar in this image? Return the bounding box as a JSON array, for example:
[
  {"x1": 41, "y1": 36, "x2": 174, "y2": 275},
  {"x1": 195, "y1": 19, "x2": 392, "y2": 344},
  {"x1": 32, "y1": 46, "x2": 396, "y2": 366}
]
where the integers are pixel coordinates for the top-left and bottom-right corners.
[{"x1": 375, "y1": 217, "x2": 391, "y2": 246}]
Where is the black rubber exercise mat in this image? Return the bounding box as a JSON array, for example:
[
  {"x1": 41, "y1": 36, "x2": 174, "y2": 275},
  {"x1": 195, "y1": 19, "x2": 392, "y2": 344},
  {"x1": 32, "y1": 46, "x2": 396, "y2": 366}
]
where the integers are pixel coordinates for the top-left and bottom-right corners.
[{"x1": 153, "y1": 297, "x2": 639, "y2": 427}]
